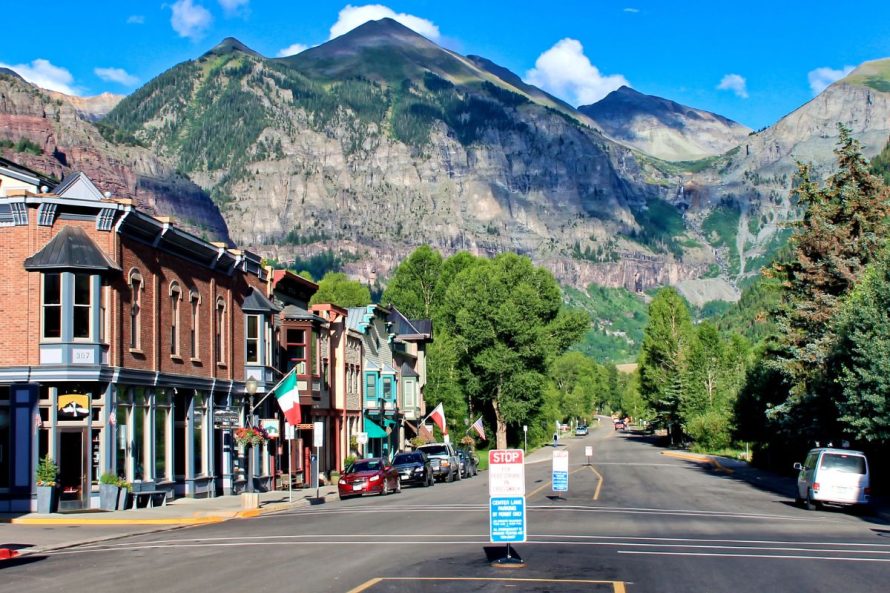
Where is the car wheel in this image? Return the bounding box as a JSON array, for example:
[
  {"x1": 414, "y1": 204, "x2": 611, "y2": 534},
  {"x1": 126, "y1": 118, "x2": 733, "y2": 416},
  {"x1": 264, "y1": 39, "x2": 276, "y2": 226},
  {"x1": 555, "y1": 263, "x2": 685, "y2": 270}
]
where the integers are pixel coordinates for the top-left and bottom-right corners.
[
  {"x1": 395, "y1": 478, "x2": 402, "y2": 494},
  {"x1": 426, "y1": 473, "x2": 433, "y2": 487},
  {"x1": 805, "y1": 490, "x2": 818, "y2": 511},
  {"x1": 456, "y1": 467, "x2": 463, "y2": 481},
  {"x1": 446, "y1": 469, "x2": 454, "y2": 483},
  {"x1": 381, "y1": 480, "x2": 390, "y2": 496}
]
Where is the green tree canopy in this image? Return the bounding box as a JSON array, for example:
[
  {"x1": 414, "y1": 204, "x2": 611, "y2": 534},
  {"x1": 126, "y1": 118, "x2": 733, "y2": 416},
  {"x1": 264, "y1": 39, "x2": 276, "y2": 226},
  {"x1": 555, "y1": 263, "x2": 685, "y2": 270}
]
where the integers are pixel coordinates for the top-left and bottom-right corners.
[
  {"x1": 309, "y1": 272, "x2": 371, "y2": 308},
  {"x1": 382, "y1": 245, "x2": 442, "y2": 319}
]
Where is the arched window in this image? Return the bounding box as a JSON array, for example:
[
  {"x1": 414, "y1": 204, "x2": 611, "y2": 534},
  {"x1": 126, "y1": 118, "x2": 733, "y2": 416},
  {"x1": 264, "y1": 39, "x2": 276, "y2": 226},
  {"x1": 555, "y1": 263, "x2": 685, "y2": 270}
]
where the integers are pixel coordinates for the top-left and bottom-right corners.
[
  {"x1": 128, "y1": 270, "x2": 143, "y2": 350},
  {"x1": 169, "y1": 281, "x2": 182, "y2": 356},
  {"x1": 189, "y1": 290, "x2": 200, "y2": 359},
  {"x1": 215, "y1": 297, "x2": 226, "y2": 365}
]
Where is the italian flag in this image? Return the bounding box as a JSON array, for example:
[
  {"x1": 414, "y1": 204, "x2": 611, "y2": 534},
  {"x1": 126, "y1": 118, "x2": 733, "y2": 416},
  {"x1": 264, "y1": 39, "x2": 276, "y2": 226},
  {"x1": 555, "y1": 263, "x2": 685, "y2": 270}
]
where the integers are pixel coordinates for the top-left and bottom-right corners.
[{"x1": 272, "y1": 368, "x2": 301, "y2": 425}]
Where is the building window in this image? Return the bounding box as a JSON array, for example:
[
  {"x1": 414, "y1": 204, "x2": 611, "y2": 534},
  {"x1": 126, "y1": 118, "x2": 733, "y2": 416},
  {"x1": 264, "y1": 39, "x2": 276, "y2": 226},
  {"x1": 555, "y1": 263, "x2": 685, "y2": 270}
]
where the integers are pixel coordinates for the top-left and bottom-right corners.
[
  {"x1": 99, "y1": 284, "x2": 108, "y2": 343},
  {"x1": 42, "y1": 273, "x2": 62, "y2": 339},
  {"x1": 170, "y1": 282, "x2": 181, "y2": 356},
  {"x1": 365, "y1": 374, "x2": 377, "y2": 402},
  {"x1": 129, "y1": 271, "x2": 143, "y2": 349},
  {"x1": 382, "y1": 376, "x2": 394, "y2": 401},
  {"x1": 190, "y1": 291, "x2": 200, "y2": 359},
  {"x1": 193, "y1": 393, "x2": 206, "y2": 477},
  {"x1": 0, "y1": 388, "x2": 9, "y2": 490},
  {"x1": 155, "y1": 390, "x2": 171, "y2": 481},
  {"x1": 72, "y1": 273, "x2": 92, "y2": 339},
  {"x1": 246, "y1": 315, "x2": 260, "y2": 364},
  {"x1": 286, "y1": 328, "x2": 307, "y2": 374},
  {"x1": 215, "y1": 298, "x2": 226, "y2": 364},
  {"x1": 310, "y1": 330, "x2": 317, "y2": 375},
  {"x1": 404, "y1": 379, "x2": 416, "y2": 409}
]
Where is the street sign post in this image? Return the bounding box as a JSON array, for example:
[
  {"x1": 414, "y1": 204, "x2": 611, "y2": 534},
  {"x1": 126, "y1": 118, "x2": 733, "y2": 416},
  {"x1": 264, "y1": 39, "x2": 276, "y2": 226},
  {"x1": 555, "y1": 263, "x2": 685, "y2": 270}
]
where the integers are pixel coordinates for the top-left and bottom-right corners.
[
  {"x1": 552, "y1": 449, "x2": 568, "y2": 497},
  {"x1": 313, "y1": 421, "x2": 323, "y2": 499},
  {"x1": 285, "y1": 422, "x2": 295, "y2": 502},
  {"x1": 585, "y1": 445, "x2": 593, "y2": 466},
  {"x1": 488, "y1": 449, "x2": 526, "y2": 566}
]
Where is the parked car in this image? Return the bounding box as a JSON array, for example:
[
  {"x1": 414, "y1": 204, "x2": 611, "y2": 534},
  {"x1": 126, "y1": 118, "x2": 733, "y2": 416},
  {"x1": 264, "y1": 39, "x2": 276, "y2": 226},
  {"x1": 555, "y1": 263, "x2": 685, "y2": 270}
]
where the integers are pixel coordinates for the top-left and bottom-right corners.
[
  {"x1": 338, "y1": 458, "x2": 401, "y2": 499},
  {"x1": 392, "y1": 451, "x2": 434, "y2": 487},
  {"x1": 417, "y1": 443, "x2": 461, "y2": 482},
  {"x1": 457, "y1": 448, "x2": 478, "y2": 478},
  {"x1": 794, "y1": 448, "x2": 870, "y2": 510},
  {"x1": 575, "y1": 425, "x2": 589, "y2": 436}
]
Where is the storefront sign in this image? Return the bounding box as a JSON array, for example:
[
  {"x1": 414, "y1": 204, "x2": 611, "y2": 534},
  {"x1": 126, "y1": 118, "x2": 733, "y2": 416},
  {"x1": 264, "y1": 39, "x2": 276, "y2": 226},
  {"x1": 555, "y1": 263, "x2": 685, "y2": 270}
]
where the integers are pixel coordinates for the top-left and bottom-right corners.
[
  {"x1": 313, "y1": 421, "x2": 324, "y2": 448},
  {"x1": 58, "y1": 394, "x2": 89, "y2": 419},
  {"x1": 261, "y1": 419, "x2": 280, "y2": 438},
  {"x1": 296, "y1": 423, "x2": 313, "y2": 430},
  {"x1": 213, "y1": 408, "x2": 240, "y2": 429},
  {"x1": 552, "y1": 449, "x2": 568, "y2": 492},
  {"x1": 356, "y1": 432, "x2": 368, "y2": 445}
]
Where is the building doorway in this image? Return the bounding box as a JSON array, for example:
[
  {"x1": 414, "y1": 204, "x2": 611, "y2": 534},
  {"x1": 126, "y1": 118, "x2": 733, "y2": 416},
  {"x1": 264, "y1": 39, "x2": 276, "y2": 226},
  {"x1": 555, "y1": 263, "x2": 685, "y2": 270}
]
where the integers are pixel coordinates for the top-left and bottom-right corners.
[{"x1": 58, "y1": 429, "x2": 88, "y2": 510}]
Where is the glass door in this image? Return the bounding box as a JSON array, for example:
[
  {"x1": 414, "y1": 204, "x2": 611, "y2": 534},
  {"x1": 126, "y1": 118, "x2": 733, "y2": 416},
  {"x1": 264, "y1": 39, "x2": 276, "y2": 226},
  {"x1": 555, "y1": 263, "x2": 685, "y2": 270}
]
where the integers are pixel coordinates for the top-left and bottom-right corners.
[{"x1": 59, "y1": 429, "x2": 88, "y2": 509}]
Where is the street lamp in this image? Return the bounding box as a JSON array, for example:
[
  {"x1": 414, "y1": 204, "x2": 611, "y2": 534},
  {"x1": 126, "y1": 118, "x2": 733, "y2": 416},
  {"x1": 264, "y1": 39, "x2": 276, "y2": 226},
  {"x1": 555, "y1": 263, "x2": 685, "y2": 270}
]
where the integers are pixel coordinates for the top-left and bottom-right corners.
[{"x1": 244, "y1": 376, "x2": 258, "y2": 493}]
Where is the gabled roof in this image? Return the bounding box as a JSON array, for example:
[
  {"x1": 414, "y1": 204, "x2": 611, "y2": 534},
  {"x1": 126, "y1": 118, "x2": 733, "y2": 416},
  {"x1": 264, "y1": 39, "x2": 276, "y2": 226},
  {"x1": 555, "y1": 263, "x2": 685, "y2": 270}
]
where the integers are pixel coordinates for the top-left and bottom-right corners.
[
  {"x1": 0, "y1": 156, "x2": 51, "y2": 189},
  {"x1": 400, "y1": 362, "x2": 419, "y2": 378},
  {"x1": 387, "y1": 305, "x2": 432, "y2": 342},
  {"x1": 53, "y1": 172, "x2": 105, "y2": 201},
  {"x1": 23, "y1": 226, "x2": 120, "y2": 272},
  {"x1": 281, "y1": 304, "x2": 325, "y2": 323},
  {"x1": 242, "y1": 286, "x2": 281, "y2": 313}
]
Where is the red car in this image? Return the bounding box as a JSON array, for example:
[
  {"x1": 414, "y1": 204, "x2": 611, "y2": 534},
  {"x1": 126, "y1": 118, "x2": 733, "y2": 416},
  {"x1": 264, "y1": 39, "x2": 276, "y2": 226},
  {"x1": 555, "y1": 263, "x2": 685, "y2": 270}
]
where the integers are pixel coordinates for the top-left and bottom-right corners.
[
  {"x1": 338, "y1": 458, "x2": 401, "y2": 499},
  {"x1": 613, "y1": 420, "x2": 626, "y2": 431}
]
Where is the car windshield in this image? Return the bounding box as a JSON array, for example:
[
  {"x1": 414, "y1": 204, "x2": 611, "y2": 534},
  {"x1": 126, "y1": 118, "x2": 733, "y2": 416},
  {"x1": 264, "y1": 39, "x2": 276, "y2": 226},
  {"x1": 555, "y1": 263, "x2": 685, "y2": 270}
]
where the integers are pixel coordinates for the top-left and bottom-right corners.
[
  {"x1": 349, "y1": 460, "x2": 383, "y2": 473},
  {"x1": 820, "y1": 453, "x2": 866, "y2": 474},
  {"x1": 393, "y1": 453, "x2": 422, "y2": 464},
  {"x1": 420, "y1": 445, "x2": 447, "y2": 455}
]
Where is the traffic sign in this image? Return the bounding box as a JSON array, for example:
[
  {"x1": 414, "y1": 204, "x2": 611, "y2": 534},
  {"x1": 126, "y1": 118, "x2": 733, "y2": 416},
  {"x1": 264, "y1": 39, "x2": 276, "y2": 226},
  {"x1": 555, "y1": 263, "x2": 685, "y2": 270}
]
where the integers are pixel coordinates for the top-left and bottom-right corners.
[
  {"x1": 489, "y1": 496, "x2": 526, "y2": 543},
  {"x1": 285, "y1": 423, "x2": 295, "y2": 441},
  {"x1": 313, "y1": 421, "x2": 324, "y2": 448},
  {"x1": 356, "y1": 432, "x2": 368, "y2": 445},
  {"x1": 488, "y1": 449, "x2": 525, "y2": 497},
  {"x1": 552, "y1": 449, "x2": 569, "y2": 492},
  {"x1": 585, "y1": 446, "x2": 593, "y2": 457}
]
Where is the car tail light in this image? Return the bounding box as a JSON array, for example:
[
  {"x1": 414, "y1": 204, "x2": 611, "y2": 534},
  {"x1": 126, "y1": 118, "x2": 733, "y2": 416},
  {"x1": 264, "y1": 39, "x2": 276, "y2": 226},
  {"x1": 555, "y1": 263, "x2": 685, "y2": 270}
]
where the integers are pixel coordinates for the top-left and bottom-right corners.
[{"x1": 813, "y1": 482, "x2": 820, "y2": 492}]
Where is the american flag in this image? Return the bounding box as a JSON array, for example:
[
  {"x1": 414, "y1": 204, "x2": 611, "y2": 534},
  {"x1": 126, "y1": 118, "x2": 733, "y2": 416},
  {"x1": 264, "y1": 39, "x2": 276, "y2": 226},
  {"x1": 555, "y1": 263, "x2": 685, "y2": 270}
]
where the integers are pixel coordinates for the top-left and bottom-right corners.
[{"x1": 471, "y1": 416, "x2": 486, "y2": 440}]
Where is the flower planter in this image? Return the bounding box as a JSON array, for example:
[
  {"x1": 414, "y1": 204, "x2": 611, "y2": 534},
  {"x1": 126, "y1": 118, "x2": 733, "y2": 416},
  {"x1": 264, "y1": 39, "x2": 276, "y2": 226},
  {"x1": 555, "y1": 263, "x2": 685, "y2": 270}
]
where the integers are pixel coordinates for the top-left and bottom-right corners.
[
  {"x1": 99, "y1": 484, "x2": 120, "y2": 510},
  {"x1": 36, "y1": 485, "x2": 59, "y2": 514},
  {"x1": 240, "y1": 492, "x2": 259, "y2": 510},
  {"x1": 118, "y1": 487, "x2": 130, "y2": 510}
]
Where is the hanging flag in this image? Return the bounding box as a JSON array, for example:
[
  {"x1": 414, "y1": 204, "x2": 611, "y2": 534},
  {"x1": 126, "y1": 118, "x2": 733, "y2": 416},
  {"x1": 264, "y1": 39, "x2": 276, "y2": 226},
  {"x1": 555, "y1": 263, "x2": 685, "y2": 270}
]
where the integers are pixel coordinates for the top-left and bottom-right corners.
[
  {"x1": 272, "y1": 368, "x2": 302, "y2": 426},
  {"x1": 471, "y1": 416, "x2": 486, "y2": 440},
  {"x1": 428, "y1": 402, "x2": 447, "y2": 435}
]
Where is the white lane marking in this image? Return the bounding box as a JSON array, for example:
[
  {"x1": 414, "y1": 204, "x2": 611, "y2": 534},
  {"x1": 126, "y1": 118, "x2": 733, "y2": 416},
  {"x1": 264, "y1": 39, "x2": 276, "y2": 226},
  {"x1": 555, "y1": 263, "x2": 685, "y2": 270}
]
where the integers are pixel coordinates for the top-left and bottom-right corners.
[{"x1": 618, "y1": 551, "x2": 890, "y2": 562}]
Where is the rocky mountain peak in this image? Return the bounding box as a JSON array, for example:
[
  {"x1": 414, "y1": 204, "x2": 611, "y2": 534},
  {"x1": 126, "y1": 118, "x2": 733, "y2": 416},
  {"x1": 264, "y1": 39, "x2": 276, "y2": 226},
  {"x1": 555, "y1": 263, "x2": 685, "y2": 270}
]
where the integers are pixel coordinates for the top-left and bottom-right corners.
[
  {"x1": 203, "y1": 36, "x2": 263, "y2": 59},
  {"x1": 579, "y1": 86, "x2": 751, "y2": 161},
  {"x1": 836, "y1": 57, "x2": 890, "y2": 93}
]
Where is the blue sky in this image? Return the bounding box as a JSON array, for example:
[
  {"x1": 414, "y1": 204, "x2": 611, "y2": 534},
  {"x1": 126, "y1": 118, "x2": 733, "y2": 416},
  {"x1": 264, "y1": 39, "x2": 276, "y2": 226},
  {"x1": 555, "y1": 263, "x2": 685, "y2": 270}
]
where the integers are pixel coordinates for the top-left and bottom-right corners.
[{"x1": 2, "y1": 1, "x2": 889, "y2": 130}]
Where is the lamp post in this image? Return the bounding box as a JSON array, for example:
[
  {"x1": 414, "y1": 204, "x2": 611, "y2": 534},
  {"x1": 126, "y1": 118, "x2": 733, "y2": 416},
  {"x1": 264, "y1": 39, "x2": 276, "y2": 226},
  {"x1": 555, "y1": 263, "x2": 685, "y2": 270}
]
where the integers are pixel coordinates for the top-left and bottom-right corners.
[{"x1": 244, "y1": 376, "x2": 258, "y2": 494}]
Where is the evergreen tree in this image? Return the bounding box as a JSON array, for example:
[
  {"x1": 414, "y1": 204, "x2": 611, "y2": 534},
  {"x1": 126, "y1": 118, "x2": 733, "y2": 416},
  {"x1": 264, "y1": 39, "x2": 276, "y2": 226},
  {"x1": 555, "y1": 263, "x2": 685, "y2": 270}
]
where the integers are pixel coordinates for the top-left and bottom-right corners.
[{"x1": 638, "y1": 287, "x2": 694, "y2": 443}]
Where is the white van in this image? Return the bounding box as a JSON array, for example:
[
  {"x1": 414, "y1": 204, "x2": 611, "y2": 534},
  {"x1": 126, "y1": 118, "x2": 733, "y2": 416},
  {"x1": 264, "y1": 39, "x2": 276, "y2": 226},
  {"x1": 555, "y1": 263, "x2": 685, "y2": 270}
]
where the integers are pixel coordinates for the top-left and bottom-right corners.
[{"x1": 794, "y1": 448, "x2": 870, "y2": 510}]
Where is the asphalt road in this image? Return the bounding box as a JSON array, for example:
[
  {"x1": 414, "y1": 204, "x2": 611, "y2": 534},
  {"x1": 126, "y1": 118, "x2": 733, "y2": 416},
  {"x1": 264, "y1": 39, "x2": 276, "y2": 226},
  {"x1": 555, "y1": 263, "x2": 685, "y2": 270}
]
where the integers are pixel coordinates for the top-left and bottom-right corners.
[{"x1": 3, "y1": 420, "x2": 888, "y2": 593}]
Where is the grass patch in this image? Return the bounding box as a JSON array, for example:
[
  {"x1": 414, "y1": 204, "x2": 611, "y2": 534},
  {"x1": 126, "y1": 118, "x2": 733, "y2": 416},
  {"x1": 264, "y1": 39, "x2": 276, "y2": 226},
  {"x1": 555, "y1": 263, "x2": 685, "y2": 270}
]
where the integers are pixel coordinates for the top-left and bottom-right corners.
[{"x1": 702, "y1": 202, "x2": 741, "y2": 275}]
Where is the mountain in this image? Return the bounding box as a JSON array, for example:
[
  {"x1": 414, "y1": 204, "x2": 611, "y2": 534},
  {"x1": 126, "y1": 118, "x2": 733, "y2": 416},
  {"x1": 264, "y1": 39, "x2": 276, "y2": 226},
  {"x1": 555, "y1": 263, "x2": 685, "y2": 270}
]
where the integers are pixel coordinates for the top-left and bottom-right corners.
[
  {"x1": 0, "y1": 71, "x2": 230, "y2": 241},
  {"x1": 45, "y1": 91, "x2": 124, "y2": 122},
  {"x1": 664, "y1": 57, "x2": 890, "y2": 286},
  {"x1": 102, "y1": 19, "x2": 710, "y2": 291},
  {"x1": 579, "y1": 86, "x2": 751, "y2": 161}
]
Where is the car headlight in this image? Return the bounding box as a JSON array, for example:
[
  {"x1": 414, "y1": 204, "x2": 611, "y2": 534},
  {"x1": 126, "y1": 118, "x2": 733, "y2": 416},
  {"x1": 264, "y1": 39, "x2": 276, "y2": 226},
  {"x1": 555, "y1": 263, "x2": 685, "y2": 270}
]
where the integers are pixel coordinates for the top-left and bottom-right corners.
[
  {"x1": 369, "y1": 475, "x2": 380, "y2": 482},
  {"x1": 441, "y1": 461, "x2": 450, "y2": 467},
  {"x1": 338, "y1": 479, "x2": 346, "y2": 485},
  {"x1": 414, "y1": 467, "x2": 424, "y2": 473}
]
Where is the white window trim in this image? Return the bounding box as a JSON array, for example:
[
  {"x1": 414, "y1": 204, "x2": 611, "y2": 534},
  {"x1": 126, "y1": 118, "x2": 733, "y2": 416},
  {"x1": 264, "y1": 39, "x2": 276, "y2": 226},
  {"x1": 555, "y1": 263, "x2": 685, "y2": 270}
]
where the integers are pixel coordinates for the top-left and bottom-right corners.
[
  {"x1": 169, "y1": 281, "x2": 182, "y2": 358},
  {"x1": 128, "y1": 269, "x2": 144, "y2": 351},
  {"x1": 40, "y1": 272, "x2": 62, "y2": 342}
]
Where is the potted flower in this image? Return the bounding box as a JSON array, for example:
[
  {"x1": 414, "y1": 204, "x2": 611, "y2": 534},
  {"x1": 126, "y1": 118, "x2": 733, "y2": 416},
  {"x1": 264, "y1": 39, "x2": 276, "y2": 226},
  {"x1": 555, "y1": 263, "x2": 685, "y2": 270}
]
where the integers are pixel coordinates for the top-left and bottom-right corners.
[
  {"x1": 35, "y1": 455, "x2": 59, "y2": 514},
  {"x1": 99, "y1": 472, "x2": 120, "y2": 510},
  {"x1": 234, "y1": 426, "x2": 269, "y2": 447}
]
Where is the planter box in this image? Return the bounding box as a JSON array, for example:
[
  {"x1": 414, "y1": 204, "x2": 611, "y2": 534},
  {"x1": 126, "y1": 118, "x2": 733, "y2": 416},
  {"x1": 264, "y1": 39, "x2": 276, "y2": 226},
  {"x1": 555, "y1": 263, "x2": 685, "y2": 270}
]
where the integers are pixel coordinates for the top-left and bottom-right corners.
[
  {"x1": 240, "y1": 492, "x2": 259, "y2": 510},
  {"x1": 99, "y1": 484, "x2": 120, "y2": 510},
  {"x1": 118, "y1": 488, "x2": 130, "y2": 510},
  {"x1": 36, "y1": 485, "x2": 59, "y2": 514}
]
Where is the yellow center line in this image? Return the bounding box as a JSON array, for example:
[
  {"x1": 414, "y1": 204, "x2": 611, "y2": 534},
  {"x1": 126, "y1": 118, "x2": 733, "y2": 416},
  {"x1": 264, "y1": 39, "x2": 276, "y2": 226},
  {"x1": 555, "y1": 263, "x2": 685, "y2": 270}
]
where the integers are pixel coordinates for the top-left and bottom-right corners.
[
  {"x1": 589, "y1": 464, "x2": 604, "y2": 501},
  {"x1": 348, "y1": 577, "x2": 627, "y2": 591}
]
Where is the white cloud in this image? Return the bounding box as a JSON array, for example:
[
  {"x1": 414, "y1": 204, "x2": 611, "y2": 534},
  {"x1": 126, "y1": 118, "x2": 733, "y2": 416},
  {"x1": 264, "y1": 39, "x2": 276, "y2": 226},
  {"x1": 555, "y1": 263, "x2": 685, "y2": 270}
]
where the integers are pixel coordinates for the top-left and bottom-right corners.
[
  {"x1": 717, "y1": 73, "x2": 748, "y2": 98},
  {"x1": 624, "y1": 7, "x2": 639, "y2": 13},
  {"x1": 277, "y1": 43, "x2": 309, "y2": 58},
  {"x1": 170, "y1": 0, "x2": 213, "y2": 40},
  {"x1": 94, "y1": 67, "x2": 140, "y2": 86},
  {"x1": 808, "y1": 65, "x2": 854, "y2": 95},
  {"x1": 218, "y1": 0, "x2": 249, "y2": 16},
  {"x1": 127, "y1": 15, "x2": 145, "y2": 24},
  {"x1": 524, "y1": 38, "x2": 629, "y2": 106},
  {"x1": 329, "y1": 4, "x2": 440, "y2": 41},
  {"x1": 0, "y1": 58, "x2": 78, "y2": 95}
]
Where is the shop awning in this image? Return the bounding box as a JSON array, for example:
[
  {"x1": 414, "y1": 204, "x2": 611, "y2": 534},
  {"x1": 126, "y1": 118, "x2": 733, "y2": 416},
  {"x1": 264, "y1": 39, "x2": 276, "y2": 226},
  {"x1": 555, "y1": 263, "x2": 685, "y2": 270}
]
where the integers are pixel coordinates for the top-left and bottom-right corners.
[{"x1": 363, "y1": 417, "x2": 387, "y2": 439}]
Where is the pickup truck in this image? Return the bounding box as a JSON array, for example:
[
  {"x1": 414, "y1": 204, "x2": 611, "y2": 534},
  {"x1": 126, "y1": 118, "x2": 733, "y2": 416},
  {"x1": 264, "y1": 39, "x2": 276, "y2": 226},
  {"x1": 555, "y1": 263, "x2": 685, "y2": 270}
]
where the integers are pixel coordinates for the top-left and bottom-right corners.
[{"x1": 417, "y1": 443, "x2": 461, "y2": 483}]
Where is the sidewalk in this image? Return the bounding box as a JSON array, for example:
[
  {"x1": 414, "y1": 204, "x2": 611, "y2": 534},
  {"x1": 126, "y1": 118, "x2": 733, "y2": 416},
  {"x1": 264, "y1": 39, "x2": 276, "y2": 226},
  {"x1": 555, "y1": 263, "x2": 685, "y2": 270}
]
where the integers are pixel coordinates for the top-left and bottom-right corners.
[{"x1": 0, "y1": 484, "x2": 339, "y2": 557}]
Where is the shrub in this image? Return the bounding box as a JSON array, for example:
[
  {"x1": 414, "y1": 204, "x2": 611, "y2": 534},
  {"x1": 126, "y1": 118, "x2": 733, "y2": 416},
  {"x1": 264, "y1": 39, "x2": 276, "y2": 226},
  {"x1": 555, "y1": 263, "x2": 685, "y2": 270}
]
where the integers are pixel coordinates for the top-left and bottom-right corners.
[
  {"x1": 36, "y1": 455, "x2": 59, "y2": 486},
  {"x1": 685, "y1": 411, "x2": 733, "y2": 451}
]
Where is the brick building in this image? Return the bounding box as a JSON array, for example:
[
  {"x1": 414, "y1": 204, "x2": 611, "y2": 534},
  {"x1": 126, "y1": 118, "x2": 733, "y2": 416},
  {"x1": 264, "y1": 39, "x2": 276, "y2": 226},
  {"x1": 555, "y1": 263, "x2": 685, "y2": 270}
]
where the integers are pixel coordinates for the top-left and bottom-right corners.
[{"x1": 0, "y1": 171, "x2": 273, "y2": 511}]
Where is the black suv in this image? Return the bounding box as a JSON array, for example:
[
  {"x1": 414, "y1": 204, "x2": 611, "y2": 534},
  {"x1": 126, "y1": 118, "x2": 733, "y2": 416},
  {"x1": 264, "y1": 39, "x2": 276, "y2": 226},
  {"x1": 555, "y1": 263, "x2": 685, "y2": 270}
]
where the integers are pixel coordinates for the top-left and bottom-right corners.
[{"x1": 391, "y1": 451, "x2": 434, "y2": 487}]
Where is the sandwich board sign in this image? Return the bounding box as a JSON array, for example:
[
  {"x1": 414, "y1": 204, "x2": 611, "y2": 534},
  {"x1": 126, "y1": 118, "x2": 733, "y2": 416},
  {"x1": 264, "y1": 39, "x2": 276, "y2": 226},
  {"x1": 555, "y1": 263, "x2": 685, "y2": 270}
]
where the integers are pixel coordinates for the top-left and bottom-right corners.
[{"x1": 488, "y1": 449, "x2": 526, "y2": 543}]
